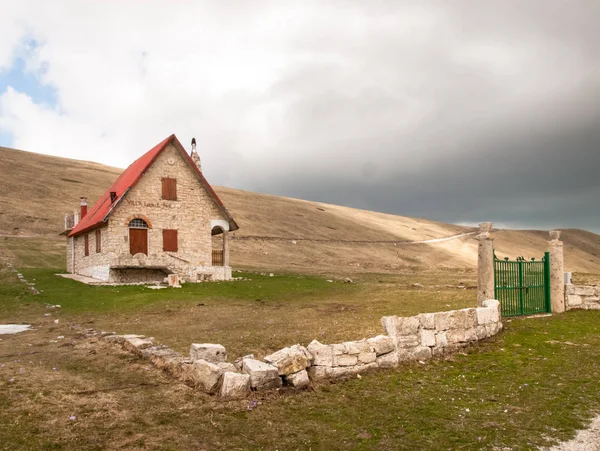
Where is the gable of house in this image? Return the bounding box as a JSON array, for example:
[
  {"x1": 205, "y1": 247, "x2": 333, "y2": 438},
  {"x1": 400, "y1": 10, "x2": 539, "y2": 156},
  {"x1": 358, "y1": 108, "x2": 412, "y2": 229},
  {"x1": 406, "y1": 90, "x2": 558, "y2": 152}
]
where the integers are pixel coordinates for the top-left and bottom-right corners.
[{"x1": 68, "y1": 134, "x2": 237, "y2": 237}]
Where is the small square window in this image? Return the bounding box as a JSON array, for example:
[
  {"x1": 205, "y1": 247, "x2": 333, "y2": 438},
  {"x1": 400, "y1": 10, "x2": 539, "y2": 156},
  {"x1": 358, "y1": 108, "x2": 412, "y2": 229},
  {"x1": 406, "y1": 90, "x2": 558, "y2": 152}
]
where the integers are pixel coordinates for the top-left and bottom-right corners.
[
  {"x1": 162, "y1": 178, "x2": 177, "y2": 200},
  {"x1": 163, "y1": 229, "x2": 178, "y2": 252}
]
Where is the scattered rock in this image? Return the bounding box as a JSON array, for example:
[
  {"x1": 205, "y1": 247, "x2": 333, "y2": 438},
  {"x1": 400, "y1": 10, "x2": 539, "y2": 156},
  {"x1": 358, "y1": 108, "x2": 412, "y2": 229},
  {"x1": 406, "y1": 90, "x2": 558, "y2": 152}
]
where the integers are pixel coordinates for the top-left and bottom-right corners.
[
  {"x1": 242, "y1": 358, "x2": 282, "y2": 390},
  {"x1": 190, "y1": 343, "x2": 227, "y2": 363},
  {"x1": 220, "y1": 372, "x2": 251, "y2": 399},
  {"x1": 264, "y1": 345, "x2": 310, "y2": 376},
  {"x1": 284, "y1": 370, "x2": 310, "y2": 389}
]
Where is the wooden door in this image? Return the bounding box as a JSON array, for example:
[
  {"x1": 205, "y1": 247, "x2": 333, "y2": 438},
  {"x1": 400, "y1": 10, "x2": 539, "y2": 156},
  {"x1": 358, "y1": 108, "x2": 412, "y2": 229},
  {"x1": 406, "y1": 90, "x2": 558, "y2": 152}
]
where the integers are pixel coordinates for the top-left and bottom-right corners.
[{"x1": 130, "y1": 228, "x2": 148, "y2": 255}]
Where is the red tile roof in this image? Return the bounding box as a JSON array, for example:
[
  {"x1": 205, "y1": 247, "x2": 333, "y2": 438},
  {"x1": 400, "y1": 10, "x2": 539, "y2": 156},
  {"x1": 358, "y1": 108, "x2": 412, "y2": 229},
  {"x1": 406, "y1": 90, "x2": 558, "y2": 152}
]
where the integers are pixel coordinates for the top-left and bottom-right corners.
[{"x1": 68, "y1": 134, "x2": 238, "y2": 237}]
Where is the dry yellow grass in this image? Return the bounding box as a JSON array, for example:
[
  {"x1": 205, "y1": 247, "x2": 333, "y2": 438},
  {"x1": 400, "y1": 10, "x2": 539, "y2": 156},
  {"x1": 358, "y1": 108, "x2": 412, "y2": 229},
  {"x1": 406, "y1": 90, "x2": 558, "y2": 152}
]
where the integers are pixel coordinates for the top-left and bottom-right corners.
[{"x1": 1, "y1": 146, "x2": 599, "y2": 274}]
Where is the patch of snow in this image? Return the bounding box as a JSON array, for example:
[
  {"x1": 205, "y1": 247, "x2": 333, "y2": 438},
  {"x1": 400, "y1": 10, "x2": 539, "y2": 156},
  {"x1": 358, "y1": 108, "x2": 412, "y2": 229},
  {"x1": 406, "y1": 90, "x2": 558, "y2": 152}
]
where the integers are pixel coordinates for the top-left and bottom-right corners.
[{"x1": 0, "y1": 324, "x2": 32, "y2": 335}]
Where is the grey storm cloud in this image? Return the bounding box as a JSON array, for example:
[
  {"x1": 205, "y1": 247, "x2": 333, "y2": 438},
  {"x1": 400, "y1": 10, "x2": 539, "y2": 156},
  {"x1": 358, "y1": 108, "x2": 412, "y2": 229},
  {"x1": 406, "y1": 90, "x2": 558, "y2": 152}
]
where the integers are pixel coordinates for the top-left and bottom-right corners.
[
  {"x1": 2, "y1": 1, "x2": 598, "y2": 232},
  {"x1": 216, "y1": 0, "x2": 600, "y2": 233}
]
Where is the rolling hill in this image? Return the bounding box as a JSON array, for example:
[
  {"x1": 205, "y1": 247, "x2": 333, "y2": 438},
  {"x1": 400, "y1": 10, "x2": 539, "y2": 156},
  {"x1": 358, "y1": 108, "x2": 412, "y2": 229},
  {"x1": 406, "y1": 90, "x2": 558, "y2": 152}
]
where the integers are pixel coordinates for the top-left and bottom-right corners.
[{"x1": 1, "y1": 146, "x2": 600, "y2": 274}]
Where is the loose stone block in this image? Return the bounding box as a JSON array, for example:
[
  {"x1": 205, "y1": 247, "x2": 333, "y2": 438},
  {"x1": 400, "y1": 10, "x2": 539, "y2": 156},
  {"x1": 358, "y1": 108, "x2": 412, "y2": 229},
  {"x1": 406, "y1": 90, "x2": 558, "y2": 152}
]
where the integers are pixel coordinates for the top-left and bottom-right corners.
[
  {"x1": 307, "y1": 365, "x2": 333, "y2": 381},
  {"x1": 190, "y1": 343, "x2": 227, "y2": 363},
  {"x1": 446, "y1": 329, "x2": 466, "y2": 344},
  {"x1": 220, "y1": 372, "x2": 251, "y2": 399},
  {"x1": 475, "y1": 325, "x2": 488, "y2": 340},
  {"x1": 357, "y1": 352, "x2": 377, "y2": 364},
  {"x1": 307, "y1": 340, "x2": 333, "y2": 367},
  {"x1": 284, "y1": 370, "x2": 310, "y2": 389},
  {"x1": 334, "y1": 354, "x2": 358, "y2": 367},
  {"x1": 434, "y1": 311, "x2": 453, "y2": 331},
  {"x1": 332, "y1": 343, "x2": 346, "y2": 356},
  {"x1": 568, "y1": 295, "x2": 583, "y2": 306},
  {"x1": 465, "y1": 308, "x2": 478, "y2": 327},
  {"x1": 398, "y1": 346, "x2": 432, "y2": 362},
  {"x1": 395, "y1": 335, "x2": 420, "y2": 348},
  {"x1": 242, "y1": 358, "x2": 282, "y2": 390},
  {"x1": 343, "y1": 341, "x2": 362, "y2": 355},
  {"x1": 435, "y1": 331, "x2": 448, "y2": 347},
  {"x1": 264, "y1": 345, "x2": 310, "y2": 376},
  {"x1": 448, "y1": 310, "x2": 468, "y2": 330},
  {"x1": 182, "y1": 359, "x2": 226, "y2": 393},
  {"x1": 381, "y1": 316, "x2": 397, "y2": 337},
  {"x1": 395, "y1": 316, "x2": 420, "y2": 335},
  {"x1": 418, "y1": 313, "x2": 435, "y2": 330},
  {"x1": 420, "y1": 329, "x2": 436, "y2": 347},
  {"x1": 123, "y1": 337, "x2": 154, "y2": 354},
  {"x1": 367, "y1": 335, "x2": 394, "y2": 356},
  {"x1": 234, "y1": 354, "x2": 254, "y2": 371},
  {"x1": 575, "y1": 286, "x2": 596, "y2": 296},
  {"x1": 104, "y1": 334, "x2": 144, "y2": 344},
  {"x1": 354, "y1": 340, "x2": 372, "y2": 353},
  {"x1": 376, "y1": 352, "x2": 399, "y2": 368},
  {"x1": 431, "y1": 347, "x2": 444, "y2": 357},
  {"x1": 476, "y1": 307, "x2": 495, "y2": 325},
  {"x1": 464, "y1": 328, "x2": 478, "y2": 342},
  {"x1": 148, "y1": 348, "x2": 182, "y2": 370}
]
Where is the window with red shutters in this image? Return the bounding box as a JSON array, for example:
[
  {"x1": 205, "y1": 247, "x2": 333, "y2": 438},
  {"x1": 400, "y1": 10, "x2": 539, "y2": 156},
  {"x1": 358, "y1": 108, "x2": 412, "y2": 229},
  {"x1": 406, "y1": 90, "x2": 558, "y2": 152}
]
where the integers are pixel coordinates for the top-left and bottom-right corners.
[
  {"x1": 161, "y1": 178, "x2": 177, "y2": 200},
  {"x1": 95, "y1": 229, "x2": 101, "y2": 253},
  {"x1": 84, "y1": 234, "x2": 89, "y2": 256},
  {"x1": 163, "y1": 229, "x2": 178, "y2": 252}
]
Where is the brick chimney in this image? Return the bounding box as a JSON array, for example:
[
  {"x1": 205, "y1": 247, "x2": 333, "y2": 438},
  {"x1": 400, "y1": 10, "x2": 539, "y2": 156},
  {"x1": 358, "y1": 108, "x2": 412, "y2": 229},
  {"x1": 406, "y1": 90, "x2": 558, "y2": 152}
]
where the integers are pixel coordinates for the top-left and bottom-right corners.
[
  {"x1": 190, "y1": 137, "x2": 201, "y2": 172},
  {"x1": 80, "y1": 197, "x2": 88, "y2": 218}
]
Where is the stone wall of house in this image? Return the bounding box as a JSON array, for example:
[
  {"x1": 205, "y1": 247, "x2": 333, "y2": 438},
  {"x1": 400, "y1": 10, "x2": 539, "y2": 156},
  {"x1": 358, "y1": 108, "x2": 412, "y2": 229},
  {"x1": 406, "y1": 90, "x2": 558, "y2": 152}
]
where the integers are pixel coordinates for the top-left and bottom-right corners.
[
  {"x1": 87, "y1": 300, "x2": 503, "y2": 399},
  {"x1": 66, "y1": 237, "x2": 73, "y2": 273},
  {"x1": 70, "y1": 144, "x2": 231, "y2": 282},
  {"x1": 71, "y1": 226, "x2": 109, "y2": 278},
  {"x1": 565, "y1": 284, "x2": 600, "y2": 310}
]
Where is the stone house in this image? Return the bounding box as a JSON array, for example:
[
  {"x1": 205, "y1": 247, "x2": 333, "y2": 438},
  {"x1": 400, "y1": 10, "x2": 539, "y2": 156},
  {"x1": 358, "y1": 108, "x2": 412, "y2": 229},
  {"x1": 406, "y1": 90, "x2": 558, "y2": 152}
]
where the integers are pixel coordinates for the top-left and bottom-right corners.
[{"x1": 62, "y1": 134, "x2": 238, "y2": 283}]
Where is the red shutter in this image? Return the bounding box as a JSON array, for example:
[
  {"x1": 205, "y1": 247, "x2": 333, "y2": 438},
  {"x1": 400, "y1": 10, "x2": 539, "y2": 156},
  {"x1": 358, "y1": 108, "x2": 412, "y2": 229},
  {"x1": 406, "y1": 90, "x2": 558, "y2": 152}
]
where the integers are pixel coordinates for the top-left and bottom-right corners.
[
  {"x1": 161, "y1": 178, "x2": 177, "y2": 200},
  {"x1": 95, "y1": 229, "x2": 101, "y2": 253},
  {"x1": 84, "y1": 234, "x2": 89, "y2": 256},
  {"x1": 163, "y1": 229, "x2": 178, "y2": 252}
]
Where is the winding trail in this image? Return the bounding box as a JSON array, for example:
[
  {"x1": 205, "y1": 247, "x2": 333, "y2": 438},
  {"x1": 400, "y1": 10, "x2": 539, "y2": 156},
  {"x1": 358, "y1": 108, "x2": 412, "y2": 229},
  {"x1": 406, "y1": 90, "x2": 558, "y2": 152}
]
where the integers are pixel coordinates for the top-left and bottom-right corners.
[
  {"x1": 545, "y1": 415, "x2": 600, "y2": 450},
  {"x1": 231, "y1": 231, "x2": 477, "y2": 245}
]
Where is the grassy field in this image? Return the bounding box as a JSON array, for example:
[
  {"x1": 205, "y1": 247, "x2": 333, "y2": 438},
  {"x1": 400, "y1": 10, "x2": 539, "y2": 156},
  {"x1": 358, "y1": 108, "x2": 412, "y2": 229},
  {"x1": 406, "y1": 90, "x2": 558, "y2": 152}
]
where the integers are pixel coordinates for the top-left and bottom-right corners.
[
  {"x1": 0, "y1": 267, "x2": 476, "y2": 358},
  {"x1": 1, "y1": 267, "x2": 600, "y2": 450}
]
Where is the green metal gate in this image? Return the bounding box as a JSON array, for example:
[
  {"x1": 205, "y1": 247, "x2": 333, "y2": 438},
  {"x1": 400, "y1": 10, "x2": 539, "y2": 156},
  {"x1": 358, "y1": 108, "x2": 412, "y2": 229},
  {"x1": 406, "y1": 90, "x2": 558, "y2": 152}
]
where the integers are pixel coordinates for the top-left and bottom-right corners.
[{"x1": 494, "y1": 252, "x2": 551, "y2": 317}]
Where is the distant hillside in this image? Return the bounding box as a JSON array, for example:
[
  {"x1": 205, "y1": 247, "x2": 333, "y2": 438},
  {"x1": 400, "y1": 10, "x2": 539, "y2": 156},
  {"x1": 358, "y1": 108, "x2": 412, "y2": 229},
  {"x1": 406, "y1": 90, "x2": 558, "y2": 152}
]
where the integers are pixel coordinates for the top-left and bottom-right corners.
[{"x1": 1, "y1": 146, "x2": 599, "y2": 274}]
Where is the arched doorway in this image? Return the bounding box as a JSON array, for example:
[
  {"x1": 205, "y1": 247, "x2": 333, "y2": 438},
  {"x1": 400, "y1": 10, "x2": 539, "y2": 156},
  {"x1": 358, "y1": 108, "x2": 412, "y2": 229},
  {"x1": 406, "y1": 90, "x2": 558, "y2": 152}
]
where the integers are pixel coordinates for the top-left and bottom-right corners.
[
  {"x1": 211, "y1": 225, "x2": 227, "y2": 266},
  {"x1": 129, "y1": 218, "x2": 148, "y2": 255}
]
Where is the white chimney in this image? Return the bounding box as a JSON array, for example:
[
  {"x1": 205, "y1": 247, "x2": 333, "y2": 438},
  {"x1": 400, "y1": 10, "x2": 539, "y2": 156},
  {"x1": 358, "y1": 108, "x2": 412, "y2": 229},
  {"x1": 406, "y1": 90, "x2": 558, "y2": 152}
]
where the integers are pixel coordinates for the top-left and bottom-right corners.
[{"x1": 190, "y1": 137, "x2": 201, "y2": 172}]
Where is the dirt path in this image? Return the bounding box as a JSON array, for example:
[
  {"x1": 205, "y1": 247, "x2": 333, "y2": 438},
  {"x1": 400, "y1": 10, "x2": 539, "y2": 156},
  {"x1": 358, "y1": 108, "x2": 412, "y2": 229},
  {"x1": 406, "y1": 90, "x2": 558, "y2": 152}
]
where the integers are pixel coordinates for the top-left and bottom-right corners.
[
  {"x1": 546, "y1": 415, "x2": 600, "y2": 450},
  {"x1": 232, "y1": 231, "x2": 478, "y2": 244}
]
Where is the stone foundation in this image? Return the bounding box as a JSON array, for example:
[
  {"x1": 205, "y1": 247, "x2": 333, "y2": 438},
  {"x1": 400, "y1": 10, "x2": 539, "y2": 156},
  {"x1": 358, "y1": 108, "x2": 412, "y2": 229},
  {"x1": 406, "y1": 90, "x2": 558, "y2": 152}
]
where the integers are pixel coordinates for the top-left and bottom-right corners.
[
  {"x1": 109, "y1": 268, "x2": 169, "y2": 284},
  {"x1": 565, "y1": 284, "x2": 600, "y2": 310},
  {"x1": 79, "y1": 300, "x2": 503, "y2": 400}
]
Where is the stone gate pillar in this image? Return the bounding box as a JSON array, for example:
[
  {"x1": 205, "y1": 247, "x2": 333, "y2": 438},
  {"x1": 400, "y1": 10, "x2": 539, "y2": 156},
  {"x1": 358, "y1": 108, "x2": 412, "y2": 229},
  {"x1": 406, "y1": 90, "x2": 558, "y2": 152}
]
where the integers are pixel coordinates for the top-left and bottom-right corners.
[
  {"x1": 477, "y1": 222, "x2": 495, "y2": 307},
  {"x1": 548, "y1": 230, "x2": 565, "y2": 313}
]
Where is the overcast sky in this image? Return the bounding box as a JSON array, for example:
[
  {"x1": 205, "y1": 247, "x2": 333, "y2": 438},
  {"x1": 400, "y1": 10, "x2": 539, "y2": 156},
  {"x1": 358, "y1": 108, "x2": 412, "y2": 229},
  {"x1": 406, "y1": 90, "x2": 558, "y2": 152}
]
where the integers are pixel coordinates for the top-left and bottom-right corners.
[{"x1": 1, "y1": 1, "x2": 598, "y2": 233}]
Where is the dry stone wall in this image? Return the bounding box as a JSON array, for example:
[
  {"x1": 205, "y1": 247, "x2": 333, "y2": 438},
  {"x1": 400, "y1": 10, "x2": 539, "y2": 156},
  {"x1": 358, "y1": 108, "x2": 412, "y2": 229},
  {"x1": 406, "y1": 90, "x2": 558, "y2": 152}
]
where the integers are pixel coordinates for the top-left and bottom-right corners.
[
  {"x1": 565, "y1": 284, "x2": 600, "y2": 310},
  {"x1": 80, "y1": 300, "x2": 502, "y2": 400}
]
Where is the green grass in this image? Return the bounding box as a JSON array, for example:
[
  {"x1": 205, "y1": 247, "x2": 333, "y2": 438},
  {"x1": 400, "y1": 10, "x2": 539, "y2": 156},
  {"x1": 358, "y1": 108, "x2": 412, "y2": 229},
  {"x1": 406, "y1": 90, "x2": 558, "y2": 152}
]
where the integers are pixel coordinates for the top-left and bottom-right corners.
[
  {"x1": 8, "y1": 268, "x2": 352, "y2": 314},
  {"x1": 1, "y1": 267, "x2": 476, "y2": 358},
  {"x1": 2, "y1": 268, "x2": 600, "y2": 449}
]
